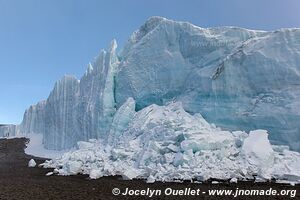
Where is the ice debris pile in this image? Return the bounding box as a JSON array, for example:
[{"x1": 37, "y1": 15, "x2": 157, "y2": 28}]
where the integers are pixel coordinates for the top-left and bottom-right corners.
[
  {"x1": 1, "y1": 17, "x2": 300, "y2": 151},
  {"x1": 42, "y1": 101, "x2": 300, "y2": 183}
]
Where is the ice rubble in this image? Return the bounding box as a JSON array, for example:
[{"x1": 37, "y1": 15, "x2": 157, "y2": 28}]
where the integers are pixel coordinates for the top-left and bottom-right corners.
[{"x1": 41, "y1": 101, "x2": 300, "y2": 183}]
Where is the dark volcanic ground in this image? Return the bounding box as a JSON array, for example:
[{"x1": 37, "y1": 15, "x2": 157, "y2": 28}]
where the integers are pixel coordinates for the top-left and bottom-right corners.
[{"x1": 0, "y1": 138, "x2": 299, "y2": 200}]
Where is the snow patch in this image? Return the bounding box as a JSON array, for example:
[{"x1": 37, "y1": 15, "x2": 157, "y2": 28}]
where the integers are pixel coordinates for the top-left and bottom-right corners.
[{"x1": 25, "y1": 134, "x2": 68, "y2": 159}]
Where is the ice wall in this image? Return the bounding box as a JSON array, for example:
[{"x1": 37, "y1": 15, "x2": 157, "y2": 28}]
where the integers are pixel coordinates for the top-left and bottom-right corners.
[
  {"x1": 0, "y1": 124, "x2": 18, "y2": 137},
  {"x1": 9, "y1": 40, "x2": 119, "y2": 150},
  {"x1": 19, "y1": 101, "x2": 46, "y2": 135},
  {"x1": 43, "y1": 75, "x2": 80, "y2": 149},
  {"x1": 7, "y1": 17, "x2": 300, "y2": 151},
  {"x1": 78, "y1": 40, "x2": 118, "y2": 142}
]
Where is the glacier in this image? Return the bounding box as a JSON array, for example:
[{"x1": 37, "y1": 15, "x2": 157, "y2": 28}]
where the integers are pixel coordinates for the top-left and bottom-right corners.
[{"x1": 0, "y1": 16, "x2": 299, "y2": 153}]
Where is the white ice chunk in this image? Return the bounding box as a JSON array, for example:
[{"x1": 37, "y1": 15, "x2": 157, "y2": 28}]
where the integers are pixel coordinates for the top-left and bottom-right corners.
[
  {"x1": 28, "y1": 159, "x2": 36, "y2": 167},
  {"x1": 121, "y1": 168, "x2": 141, "y2": 180},
  {"x1": 230, "y1": 178, "x2": 238, "y2": 183},
  {"x1": 89, "y1": 169, "x2": 102, "y2": 179},
  {"x1": 242, "y1": 130, "x2": 274, "y2": 167},
  {"x1": 146, "y1": 175, "x2": 156, "y2": 183},
  {"x1": 46, "y1": 172, "x2": 54, "y2": 176},
  {"x1": 66, "y1": 161, "x2": 82, "y2": 175}
]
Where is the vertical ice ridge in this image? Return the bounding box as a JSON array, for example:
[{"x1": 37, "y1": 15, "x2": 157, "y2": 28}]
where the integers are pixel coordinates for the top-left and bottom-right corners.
[
  {"x1": 98, "y1": 39, "x2": 119, "y2": 140},
  {"x1": 43, "y1": 75, "x2": 80, "y2": 150},
  {"x1": 76, "y1": 40, "x2": 119, "y2": 145}
]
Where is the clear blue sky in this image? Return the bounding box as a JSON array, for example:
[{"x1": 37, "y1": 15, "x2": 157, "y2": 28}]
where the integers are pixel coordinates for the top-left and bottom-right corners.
[{"x1": 0, "y1": 0, "x2": 300, "y2": 124}]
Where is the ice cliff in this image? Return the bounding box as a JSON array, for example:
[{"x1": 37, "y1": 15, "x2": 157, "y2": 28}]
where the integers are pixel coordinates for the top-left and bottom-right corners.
[
  {"x1": 0, "y1": 124, "x2": 18, "y2": 137},
  {"x1": 116, "y1": 17, "x2": 300, "y2": 150},
  {"x1": 9, "y1": 40, "x2": 119, "y2": 149},
  {"x1": 2, "y1": 17, "x2": 300, "y2": 151}
]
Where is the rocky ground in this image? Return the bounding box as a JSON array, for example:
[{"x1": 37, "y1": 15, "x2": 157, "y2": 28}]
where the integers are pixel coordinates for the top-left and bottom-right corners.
[{"x1": 0, "y1": 138, "x2": 298, "y2": 200}]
